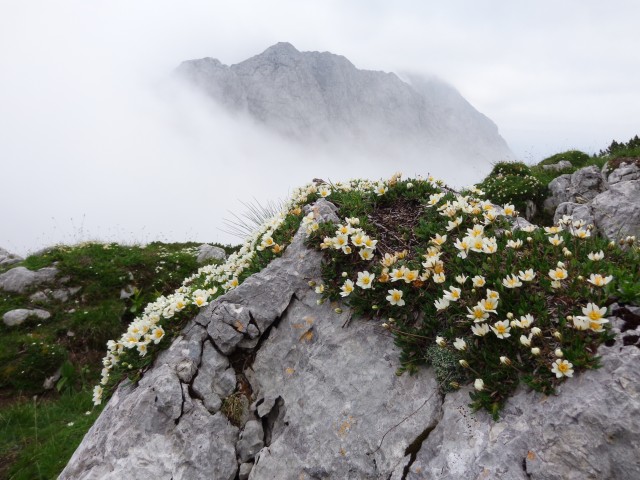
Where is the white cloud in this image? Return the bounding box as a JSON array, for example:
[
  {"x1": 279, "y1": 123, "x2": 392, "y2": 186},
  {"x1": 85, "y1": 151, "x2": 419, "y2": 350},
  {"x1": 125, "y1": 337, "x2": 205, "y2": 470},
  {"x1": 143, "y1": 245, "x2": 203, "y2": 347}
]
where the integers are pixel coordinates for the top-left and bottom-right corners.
[{"x1": 1, "y1": 1, "x2": 638, "y2": 254}]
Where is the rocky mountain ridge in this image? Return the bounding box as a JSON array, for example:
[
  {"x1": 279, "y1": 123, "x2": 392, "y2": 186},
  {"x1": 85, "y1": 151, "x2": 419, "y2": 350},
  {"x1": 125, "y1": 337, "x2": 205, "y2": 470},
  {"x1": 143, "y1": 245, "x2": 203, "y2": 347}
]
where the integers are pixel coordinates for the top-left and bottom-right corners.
[{"x1": 177, "y1": 43, "x2": 514, "y2": 175}]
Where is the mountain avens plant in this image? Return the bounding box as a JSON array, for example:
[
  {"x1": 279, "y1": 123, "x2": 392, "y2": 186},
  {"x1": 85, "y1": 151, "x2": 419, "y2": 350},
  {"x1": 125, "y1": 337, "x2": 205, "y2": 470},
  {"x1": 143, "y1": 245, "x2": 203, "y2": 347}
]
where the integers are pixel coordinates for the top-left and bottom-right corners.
[{"x1": 95, "y1": 173, "x2": 639, "y2": 420}]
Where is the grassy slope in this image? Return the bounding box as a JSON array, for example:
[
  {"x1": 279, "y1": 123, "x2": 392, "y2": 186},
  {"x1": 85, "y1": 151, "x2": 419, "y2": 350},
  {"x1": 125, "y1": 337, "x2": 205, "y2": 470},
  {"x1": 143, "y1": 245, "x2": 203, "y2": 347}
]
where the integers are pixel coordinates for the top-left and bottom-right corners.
[{"x1": 0, "y1": 241, "x2": 235, "y2": 479}]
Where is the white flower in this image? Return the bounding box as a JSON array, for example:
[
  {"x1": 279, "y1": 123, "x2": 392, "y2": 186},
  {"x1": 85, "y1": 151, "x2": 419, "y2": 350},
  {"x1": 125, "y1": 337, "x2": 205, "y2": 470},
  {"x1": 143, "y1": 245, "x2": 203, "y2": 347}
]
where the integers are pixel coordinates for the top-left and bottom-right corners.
[
  {"x1": 548, "y1": 234, "x2": 564, "y2": 246},
  {"x1": 587, "y1": 273, "x2": 613, "y2": 287},
  {"x1": 551, "y1": 359, "x2": 574, "y2": 378},
  {"x1": 434, "y1": 297, "x2": 450, "y2": 311},
  {"x1": 518, "y1": 269, "x2": 536, "y2": 282},
  {"x1": 455, "y1": 274, "x2": 468, "y2": 285},
  {"x1": 588, "y1": 250, "x2": 605, "y2": 261},
  {"x1": 507, "y1": 239, "x2": 523, "y2": 249},
  {"x1": 443, "y1": 287, "x2": 462, "y2": 302},
  {"x1": 516, "y1": 314, "x2": 535, "y2": 329},
  {"x1": 432, "y1": 272, "x2": 446, "y2": 284},
  {"x1": 359, "y1": 248, "x2": 375, "y2": 261},
  {"x1": 531, "y1": 347, "x2": 541, "y2": 355},
  {"x1": 340, "y1": 279, "x2": 355, "y2": 297},
  {"x1": 491, "y1": 320, "x2": 511, "y2": 339},
  {"x1": 474, "y1": 378, "x2": 485, "y2": 391},
  {"x1": 356, "y1": 271, "x2": 375, "y2": 289},
  {"x1": 386, "y1": 289, "x2": 405, "y2": 306},
  {"x1": 467, "y1": 305, "x2": 489, "y2": 322},
  {"x1": 502, "y1": 274, "x2": 523, "y2": 289},
  {"x1": 472, "y1": 275, "x2": 486, "y2": 288},
  {"x1": 471, "y1": 323, "x2": 490, "y2": 336},
  {"x1": 318, "y1": 185, "x2": 331, "y2": 197},
  {"x1": 453, "y1": 338, "x2": 467, "y2": 351},
  {"x1": 93, "y1": 385, "x2": 104, "y2": 405},
  {"x1": 520, "y1": 334, "x2": 532, "y2": 347},
  {"x1": 150, "y1": 326, "x2": 165, "y2": 344}
]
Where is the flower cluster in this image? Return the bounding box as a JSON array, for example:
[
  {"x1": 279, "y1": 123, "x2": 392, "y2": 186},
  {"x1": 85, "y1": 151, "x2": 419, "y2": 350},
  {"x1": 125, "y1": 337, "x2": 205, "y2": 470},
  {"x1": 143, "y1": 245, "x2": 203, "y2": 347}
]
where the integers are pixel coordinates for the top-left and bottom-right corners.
[{"x1": 308, "y1": 173, "x2": 638, "y2": 417}]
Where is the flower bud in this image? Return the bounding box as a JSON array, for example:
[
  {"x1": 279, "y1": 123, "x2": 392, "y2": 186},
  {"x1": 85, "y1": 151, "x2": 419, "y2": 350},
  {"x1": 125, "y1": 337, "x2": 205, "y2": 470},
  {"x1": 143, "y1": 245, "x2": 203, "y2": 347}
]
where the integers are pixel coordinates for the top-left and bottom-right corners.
[
  {"x1": 459, "y1": 359, "x2": 470, "y2": 368},
  {"x1": 372, "y1": 305, "x2": 379, "y2": 310},
  {"x1": 474, "y1": 378, "x2": 485, "y2": 391},
  {"x1": 449, "y1": 381, "x2": 460, "y2": 389},
  {"x1": 334, "y1": 308, "x2": 343, "y2": 314},
  {"x1": 531, "y1": 327, "x2": 542, "y2": 336},
  {"x1": 506, "y1": 312, "x2": 514, "y2": 319},
  {"x1": 527, "y1": 237, "x2": 533, "y2": 243},
  {"x1": 436, "y1": 336, "x2": 446, "y2": 347},
  {"x1": 308, "y1": 281, "x2": 316, "y2": 287},
  {"x1": 555, "y1": 348, "x2": 563, "y2": 357},
  {"x1": 553, "y1": 331, "x2": 563, "y2": 340},
  {"x1": 500, "y1": 356, "x2": 512, "y2": 366},
  {"x1": 342, "y1": 271, "x2": 348, "y2": 278},
  {"x1": 531, "y1": 347, "x2": 541, "y2": 355},
  {"x1": 381, "y1": 323, "x2": 390, "y2": 329}
]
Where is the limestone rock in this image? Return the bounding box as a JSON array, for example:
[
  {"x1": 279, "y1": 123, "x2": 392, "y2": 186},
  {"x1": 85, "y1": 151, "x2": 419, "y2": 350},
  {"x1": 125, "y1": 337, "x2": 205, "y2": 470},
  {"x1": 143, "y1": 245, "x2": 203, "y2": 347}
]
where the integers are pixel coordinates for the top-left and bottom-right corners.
[
  {"x1": 59, "y1": 366, "x2": 239, "y2": 480},
  {"x1": 237, "y1": 420, "x2": 264, "y2": 463},
  {"x1": 553, "y1": 202, "x2": 595, "y2": 226},
  {"x1": 542, "y1": 160, "x2": 572, "y2": 171},
  {"x1": 246, "y1": 284, "x2": 441, "y2": 479},
  {"x1": 591, "y1": 180, "x2": 640, "y2": 240},
  {"x1": 0, "y1": 266, "x2": 57, "y2": 293},
  {"x1": 547, "y1": 164, "x2": 640, "y2": 241},
  {"x1": 405, "y1": 337, "x2": 640, "y2": 480},
  {"x1": 544, "y1": 166, "x2": 606, "y2": 214},
  {"x1": 192, "y1": 341, "x2": 236, "y2": 413},
  {"x1": 196, "y1": 244, "x2": 227, "y2": 264},
  {"x1": 3, "y1": 308, "x2": 51, "y2": 326},
  {"x1": 0, "y1": 247, "x2": 22, "y2": 267},
  {"x1": 238, "y1": 462, "x2": 253, "y2": 480},
  {"x1": 30, "y1": 286, "x2": 81, "y2": 304},
  {"x1": 607, "y1": 162, "x2": 640, "y2": 185}
]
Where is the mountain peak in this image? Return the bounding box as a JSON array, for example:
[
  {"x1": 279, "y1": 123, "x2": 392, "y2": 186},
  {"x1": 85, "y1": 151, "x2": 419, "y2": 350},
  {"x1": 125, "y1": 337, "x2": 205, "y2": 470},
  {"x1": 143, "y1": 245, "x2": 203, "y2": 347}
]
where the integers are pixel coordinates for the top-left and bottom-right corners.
[{"x1": 261, "y1": 42, "x2": 300, "y2": 56}]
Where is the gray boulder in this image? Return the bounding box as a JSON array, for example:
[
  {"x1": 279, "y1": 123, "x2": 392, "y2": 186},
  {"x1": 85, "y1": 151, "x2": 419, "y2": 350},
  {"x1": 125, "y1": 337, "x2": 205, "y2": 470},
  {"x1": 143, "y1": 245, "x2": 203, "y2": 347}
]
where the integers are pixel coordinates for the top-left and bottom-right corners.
[
  {"x1": 0, "y1": 247, "x2": 22, "y2": 267},
  {"x1": 197, "y1": 244, "x2": 227, "y2": 264},
  {"x1": 542, "y1": 160, "x2": 572, "y2": 171},
  {"x1": 544, "y1": 166, "x2": 607, "y2": 214},
  {"x1": 237, "y1": 420, "x2": 264, "y2": 463},
  {"x1": 59, "y1": 366, "x2": 239, "y2": 480},
  {"x1": 607, "y1": 162, "x2": 640, "y2": 185},
  {"x1": 0, "y1": 266, "x2": 58, "y2": 294},
  {"x1": 591, "y1": 180, "x2": 640, "y2": 240},
  {"x1": 3, "y1": 308, "x2": 51, "y2": 326},
  {"x1": 547, "y1": 164, "x2": 640, "y2": 241}
]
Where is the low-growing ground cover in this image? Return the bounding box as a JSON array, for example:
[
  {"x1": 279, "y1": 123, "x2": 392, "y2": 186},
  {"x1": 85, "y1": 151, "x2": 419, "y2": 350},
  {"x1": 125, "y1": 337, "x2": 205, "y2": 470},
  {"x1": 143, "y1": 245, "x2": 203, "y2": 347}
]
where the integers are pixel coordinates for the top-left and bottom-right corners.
[
  {"x1": 305, "y1": 175, "x2": 639, "y2": 418},
  {"x1": 0, "y1": 241, "x2": 233, "y2": 479}
]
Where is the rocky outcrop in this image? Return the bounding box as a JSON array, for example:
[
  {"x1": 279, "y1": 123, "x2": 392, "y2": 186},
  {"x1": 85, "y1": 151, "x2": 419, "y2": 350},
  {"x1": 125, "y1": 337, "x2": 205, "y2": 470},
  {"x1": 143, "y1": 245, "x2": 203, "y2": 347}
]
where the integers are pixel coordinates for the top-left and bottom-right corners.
[
  {"x1": 62, "y1": 199, "x2": 640, "y2": 480},
  {"x1": 0, "y1": 266, "x2": 58, "y2": 294},
  {"x1": 0, "y1": 247, "x2": 22, "y2": 267},
  {"x1": 541, "y1": 160, "x2": 571, "y2": 171},
  {"x1": 196, "y1": 244, "x2": 227, "y2": 264},
  {"x1": 547, "y1": 162, "x2": 640, "y2": 240},
  {"x1": 403, "y1": 311, "x2": 640, "y2": 480},
  {"x1": 3, "y1": 308, "x2": 51, "y2": 326},
  {"x1": 176, "y1": 43, "x2": 514, "y2": 177}
]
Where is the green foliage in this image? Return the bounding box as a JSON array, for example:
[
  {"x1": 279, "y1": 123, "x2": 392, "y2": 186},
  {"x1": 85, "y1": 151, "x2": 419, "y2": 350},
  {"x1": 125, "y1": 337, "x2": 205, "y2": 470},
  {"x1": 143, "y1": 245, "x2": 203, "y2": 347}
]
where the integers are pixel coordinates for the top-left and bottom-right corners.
[
  {"x1": 476, "y1": 163, "x2": 546, "y2": 217},
  {"x1": 0, "y1": 241, "x2": 226, "y2": 477},
  {"x1": 308, "y1": 176, "x2": 640, "y2": 417},
  {"x1": 538, "y1": 150, "x2": 591, "y2": 168},
  {"x1": 598, "y1": 134, "x2": 640, "y2": 157},
  {"x1": 0, "y1": 391, "x2": 101, "y2": 480}
]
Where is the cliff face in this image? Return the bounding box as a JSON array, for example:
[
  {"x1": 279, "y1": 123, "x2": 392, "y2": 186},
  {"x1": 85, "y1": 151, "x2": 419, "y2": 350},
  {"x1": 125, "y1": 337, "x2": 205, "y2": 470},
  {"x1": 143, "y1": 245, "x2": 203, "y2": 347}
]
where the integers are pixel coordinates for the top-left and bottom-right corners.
[
  {"x1": 61, "y1": 199, "x2": 640, "y2": 480},
  {"x1": 176, "y1": 43, "x2": 514, "y2": 171}
]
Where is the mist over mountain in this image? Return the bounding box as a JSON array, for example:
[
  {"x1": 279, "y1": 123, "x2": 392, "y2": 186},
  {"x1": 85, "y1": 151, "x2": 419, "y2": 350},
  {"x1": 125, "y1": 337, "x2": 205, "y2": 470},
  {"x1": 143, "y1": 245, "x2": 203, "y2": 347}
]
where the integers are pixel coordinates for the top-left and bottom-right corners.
[{"x1": 176, "y1": 42, "x2": 514, "y2": 175}]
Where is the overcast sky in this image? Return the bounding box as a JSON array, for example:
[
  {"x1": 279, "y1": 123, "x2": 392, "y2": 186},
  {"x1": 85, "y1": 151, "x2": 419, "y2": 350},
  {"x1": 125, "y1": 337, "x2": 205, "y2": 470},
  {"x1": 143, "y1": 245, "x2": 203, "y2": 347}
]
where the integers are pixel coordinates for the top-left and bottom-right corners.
[{"x1": 1, "y1": 1, "x2": 639, "y2": 255}]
